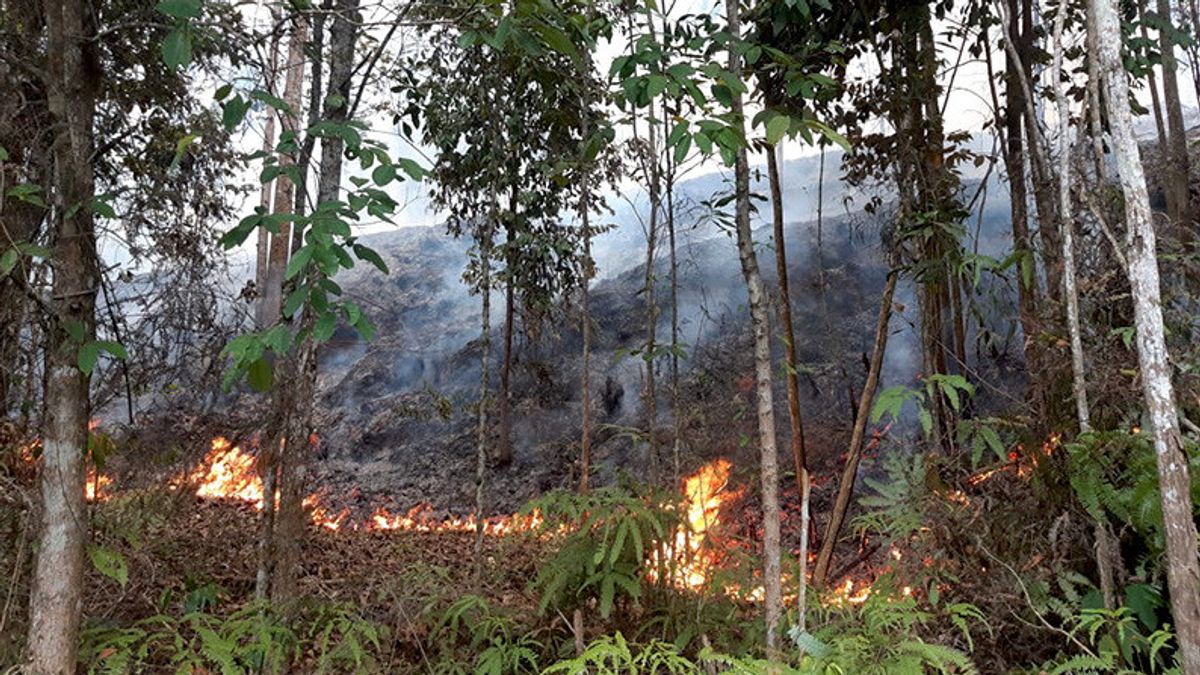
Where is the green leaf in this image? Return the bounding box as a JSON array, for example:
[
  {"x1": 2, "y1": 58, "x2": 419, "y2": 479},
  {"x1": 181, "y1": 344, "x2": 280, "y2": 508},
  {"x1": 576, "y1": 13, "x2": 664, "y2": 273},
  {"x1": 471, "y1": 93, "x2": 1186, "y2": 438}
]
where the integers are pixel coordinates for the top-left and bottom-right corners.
[
  {"x1": 766, "y1": 114, "x2": 791, "y2": 145},
  {"x1": 77, "y1": 342, "x2": 100, "y2": 375},
  {"x1": 88, "y1": 546, "x2": 129, "y2": 587},
  {"x1": 353, "y1": 244, "x2": 388, "y2": 274},
  {"x1": 285, "y1": 244, "x2": 314, "y2": 280},
  {"x1": 371, "y1": 163, "x2": 395, "y2": 186},
  {"x1": 0, "y1": 146, "x2": 8, "y2": 161},
  {"x1": 155, "y1": 0, "x2": 199, "y2": 18},
  {"x1": 247, "y1": 357, "x2": 273, "y2": 392},
  {"x1": 161, "y1": 26, "x2": 192, "y2": 70},
  {"x1": 95, "y1": 340, "x2": 127, "y2": 360},
  {"x1": 0, "y1": 248, "x2": 17, "y2": 275},
  {"x1": 221, "y1": 96, "x2": 251, "y2": 132}
]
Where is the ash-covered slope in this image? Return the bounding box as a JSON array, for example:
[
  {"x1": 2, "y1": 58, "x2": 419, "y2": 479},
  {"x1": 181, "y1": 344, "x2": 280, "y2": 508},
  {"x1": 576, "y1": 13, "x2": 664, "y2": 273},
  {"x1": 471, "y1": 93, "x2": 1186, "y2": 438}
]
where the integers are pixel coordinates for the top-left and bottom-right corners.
[{"x1": 311, "y1": 163, "x2": 1020, "y2": 514}]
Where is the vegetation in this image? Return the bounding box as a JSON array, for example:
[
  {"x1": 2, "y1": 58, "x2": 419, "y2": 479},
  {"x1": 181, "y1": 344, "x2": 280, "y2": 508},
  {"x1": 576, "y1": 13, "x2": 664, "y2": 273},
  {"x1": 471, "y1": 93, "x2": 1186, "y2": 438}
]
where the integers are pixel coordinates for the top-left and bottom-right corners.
[{"x1": 2, "y1": 0, "x2": 1200, "y2": 671}]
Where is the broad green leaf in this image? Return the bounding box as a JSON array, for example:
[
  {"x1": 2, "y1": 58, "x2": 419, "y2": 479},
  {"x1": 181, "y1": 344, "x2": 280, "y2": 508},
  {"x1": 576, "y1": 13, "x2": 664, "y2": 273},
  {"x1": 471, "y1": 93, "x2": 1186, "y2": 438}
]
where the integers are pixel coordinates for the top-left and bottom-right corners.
[
  {"x1": 155, "y1": 0, "x2": 199, "y2": 19},
  {"x1": 88, "y1": 546, "x2": 129, "y2": 587},
  {"x1": 766, "y1": 114, "x2": 791, "y2": 145},
  {"x1": 247, "y1": 357, "x2": 273, "y2": 392},
  {"x1": 161, "y1": 26, "x2": 192, "y2": 70}
]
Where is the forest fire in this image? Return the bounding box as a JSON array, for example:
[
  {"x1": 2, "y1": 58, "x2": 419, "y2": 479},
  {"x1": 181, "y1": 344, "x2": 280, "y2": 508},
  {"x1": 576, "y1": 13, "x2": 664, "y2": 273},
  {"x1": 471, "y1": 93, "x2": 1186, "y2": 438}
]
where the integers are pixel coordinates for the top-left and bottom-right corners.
[
  {"x1": 189, "y1": 437, "x2": 264, "y2": 507},
  {"x1": 657, "y1": 458, "x2": 744, "y2": 589}
]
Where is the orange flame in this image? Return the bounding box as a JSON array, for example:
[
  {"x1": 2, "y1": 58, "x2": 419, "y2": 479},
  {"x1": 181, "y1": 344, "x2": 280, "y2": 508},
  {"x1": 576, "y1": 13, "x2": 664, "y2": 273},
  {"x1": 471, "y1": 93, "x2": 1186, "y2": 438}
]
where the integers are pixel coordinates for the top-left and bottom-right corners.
[
  {"x1": 190, "y1": 437, "x2": 264, "y2": 508},
  {"x1": 651, "y1": 458, "x2": 743, "y2": 590}
]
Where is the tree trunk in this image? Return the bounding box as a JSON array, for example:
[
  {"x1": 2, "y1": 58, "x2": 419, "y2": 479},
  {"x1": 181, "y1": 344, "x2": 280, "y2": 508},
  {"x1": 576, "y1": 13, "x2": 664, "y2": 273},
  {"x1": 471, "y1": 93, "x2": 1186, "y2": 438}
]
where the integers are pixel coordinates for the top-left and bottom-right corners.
[
  {"x1": 1139, "y1": 0, "x2": 1170, "y2": 152},
  {"x1": 1092, "y1": 1, "x2": 1200, "y2": 669},
  {"x1": 580, "y1": 182, "x2": 592, "y2": 493},
  {"x1": 254, "y1": 20, "x2": 282, "y2": 315},
  {"x1": 1156, "y1": 0, "x2": 1192, "y2": 223},
  {"x1": 474, "y1": 230, "x2": 491, "y2": 584},
  {"x1": 259, "y1": 16, "x2": 307, "y2": 328},
  {"x1": 497, "y1": 236, "x2": 515, "y2": 467},
  {"x1": 643, "y1": 160, "x2": 659, "y2": 478},
  {"x1": 812, "y1": 270, "x2": 897, "y2": 588},
  {"x1": 1053, "y1": 7, "x2": 1091, "y2": 432},
  {"x1": 727, "y1": 0, "x2": 782, "y2": 649},
  {"x1": 767, "y1": 144, "x2": 809, "y2": 627},
  {"x1": 666, "y1": 107, "x2": 681, "y2": 484},
  {"x1": 27, "y1": 0, "x2": 98, "y2": 667}
]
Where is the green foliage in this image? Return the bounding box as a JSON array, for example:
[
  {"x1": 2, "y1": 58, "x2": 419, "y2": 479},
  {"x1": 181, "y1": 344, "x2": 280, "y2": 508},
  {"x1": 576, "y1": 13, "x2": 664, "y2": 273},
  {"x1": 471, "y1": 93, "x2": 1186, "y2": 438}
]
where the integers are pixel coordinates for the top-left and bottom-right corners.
[
  {"x1": 792, "y1": 586, "x2": 980, "y2": 675},
  {"x1": 430, "y1": 595, "x2": 543, "y2": 674},
  {"x1": 1026, "y1": 599, "x2": 1182, "y2": 674},
  {"x1": 851, "y1": 451, "x2": 931, "y2": 541},
  {"x1": 871, "y1": 374, "x2": 975, "y2": 437},
  {"x1": 1065, "y1": 430, "x2": 1200, "y2": 563},
  {"x1": 526, "y1": 487, "x2": 669, "y2": 619},
  {"x1": 79, "y1": 598, "x2": 382, "y2": 674}
]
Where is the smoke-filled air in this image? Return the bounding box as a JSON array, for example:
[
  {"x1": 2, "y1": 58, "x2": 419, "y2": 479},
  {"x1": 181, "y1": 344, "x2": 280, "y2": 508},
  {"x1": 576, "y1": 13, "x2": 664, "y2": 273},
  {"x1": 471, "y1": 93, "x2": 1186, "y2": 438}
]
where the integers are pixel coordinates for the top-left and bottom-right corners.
[{"x1": 5, "y1": 0, "x2": 1200, "y2": 672}]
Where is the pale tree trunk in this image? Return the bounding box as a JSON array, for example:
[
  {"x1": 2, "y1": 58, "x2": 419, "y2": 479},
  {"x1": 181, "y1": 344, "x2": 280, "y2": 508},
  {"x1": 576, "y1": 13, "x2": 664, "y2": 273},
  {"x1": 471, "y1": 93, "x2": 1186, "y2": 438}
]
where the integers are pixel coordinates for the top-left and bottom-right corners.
[
  {"x1": 727, "y1": 0, "x2": 782, "y2": 649},
  {"x1": 255, "y1": 18, "x2": 282, "y2": 316},
  {"x1": 666, "y1": 109, "x2": 681, "y2": 485},
  {"x1": 270, "y1": 0, "x2": 357, "y2": 607},
  {"x1": 1057, "y1": 10, "x2": 1117, "y2": 609},
  {"x1": 812, "y1": 270, "x2": 897, "y2": 588},
  {"x1": 767, "y1": 144, "x2": 808, "y2": 628},
  {"x1": 642, "y1": 151, "x2": 660, "y2": 477},
  {"x1": 1140, "y1": 0, "x2": 1170, "y2": 151},
  {"x1": 1092, "y1": 1, "x2": 1200, "y2": 669},
  {"x1": 255, "y1": 12, "x2": 307, "y2": 603},
  {"x1": 1085, "y1": 5, "x2": 1110, "y2": 181},
  {"x1": 27, "y1": 0, "x2": 98, "y2": 668},
  {"x1": 580, "y1": 184, "x2": 593, "y2": 494},
  {"x1": 1156, "y1": 0, "x2": 1192, "y2": 223},
  {"x1": 474, "y1": 231, "x2": 491, "y2": 586},
  {"x1": 1053, "y1": 10, "x2": 1091, "y2": 432},
  {"x1": 258, "y1": 16, "x2": 307, "y2": 328},
  {"x1": 574, "y1": 185, "x2": 589, "y2": 654},
  {"x1": 497, "y1": 220, "x2": 515, "y2": 466}
]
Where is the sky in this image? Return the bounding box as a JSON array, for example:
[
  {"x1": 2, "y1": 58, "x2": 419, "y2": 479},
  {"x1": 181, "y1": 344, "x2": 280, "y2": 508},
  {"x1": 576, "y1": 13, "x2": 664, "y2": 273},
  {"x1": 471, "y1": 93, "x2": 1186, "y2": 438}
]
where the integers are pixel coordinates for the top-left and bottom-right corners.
[{"x1": 103, "y1": 0, "x2": 1200, "y2": 277}]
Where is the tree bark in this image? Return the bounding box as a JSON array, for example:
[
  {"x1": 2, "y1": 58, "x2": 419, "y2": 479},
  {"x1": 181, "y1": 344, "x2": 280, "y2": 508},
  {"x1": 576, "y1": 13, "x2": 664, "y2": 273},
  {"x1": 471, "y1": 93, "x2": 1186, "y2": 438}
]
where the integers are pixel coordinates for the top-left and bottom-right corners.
[
  {"x1": 258, "y1": 16, "x2": 307, "y2": 328},
  {"x1": 254, "y1": 19, "x2": 282, "y2": 316},
  {"x1": 727, "y1": 0, "x2": 782, "y2": 649},
  {"x1": 27, "y1": 0, "x2": 98, "y2": 668},
  {"x1": 1092, "y1": 1, "x2": 1200, "y2": 669},
  {"x1": 1156, "y1": 0, "x2": 1192, "y2": 223},
  {"x1": 1053, "y1": 7, "x2": 1091, "y2": 432},
  {"x1": 812, "y1": 270, "x2": 897, "y2": 588},
  {"x1": 580, "y1": 180, "x2": 592, "y2": 493},
  {"x1": 474, "y1": 230, "x2": 491, "y2": 584},
  {"x1": 497, "y1": 227, "x2": 515, "y2": 467},
  {"x1": 767, "y1": 144, "x2": 809, "y2": 627}
]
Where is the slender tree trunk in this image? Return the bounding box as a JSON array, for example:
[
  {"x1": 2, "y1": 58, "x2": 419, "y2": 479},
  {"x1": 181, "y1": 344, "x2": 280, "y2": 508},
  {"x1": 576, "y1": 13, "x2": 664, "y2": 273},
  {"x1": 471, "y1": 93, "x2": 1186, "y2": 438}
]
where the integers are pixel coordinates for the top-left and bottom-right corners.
[
  {"x1": 254, "y1": 14, "x2": 282, "y2": 318},
  {"x1": 667, "y1": 114, "x2": 681, "y2": 485},
  {"x1": 767, "y1": 145, "x2": 809, "y2": 627},
  {"x1": 643, "y1": 162, "x2": 659, "y2": 477},
  {"x1": 1140, "y1": 0, "x2": 1170, "y2": 151},
  {"x1": 27, "y1": 0, "x2": 98, "y2": 668},
  {"x1": 812, "y1": 270, "x2": 897, "y2": 588},
  {"x1": 474, "y1": 231, "x2": 491, "y2": 585},
  {"x1": 497, "y1": 230, "x2": 515, "y2": 467},
  {"x1": 259, "y1": 17, "x2": 306, "y2": 327},
  {"x1": 1092, "y1": 2, "x2": 1200, "y2": 669},
  {"x1": 1054, "y1": 9, "x2": 1091, "y2": 433},
  {"x1": 1085, "y1": 6, "x2": 1110, "y2": 181},
  {"x1": 1157, "y1": 0, "x2": 1192, "y2": 222},
  {"x1": 580, "y1": 182, "x2": 593, "y2": 493},
  {"x1": 727, "y1": 0, "x2": 781, "y2": 649}
]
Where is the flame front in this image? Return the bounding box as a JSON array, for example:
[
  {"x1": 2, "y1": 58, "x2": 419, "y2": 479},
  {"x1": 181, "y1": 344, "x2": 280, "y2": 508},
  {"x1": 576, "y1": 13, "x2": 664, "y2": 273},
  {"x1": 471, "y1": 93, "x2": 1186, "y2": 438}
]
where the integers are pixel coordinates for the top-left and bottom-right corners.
[
  {"x1": 654, "y1": 458, "x2": 742, "y2": 590},
  {"x1": 190, "y1": 437, "x2": 264, "y2": 508}
]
